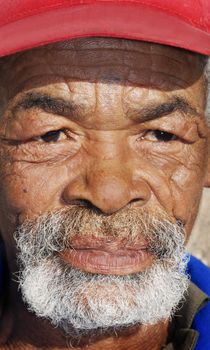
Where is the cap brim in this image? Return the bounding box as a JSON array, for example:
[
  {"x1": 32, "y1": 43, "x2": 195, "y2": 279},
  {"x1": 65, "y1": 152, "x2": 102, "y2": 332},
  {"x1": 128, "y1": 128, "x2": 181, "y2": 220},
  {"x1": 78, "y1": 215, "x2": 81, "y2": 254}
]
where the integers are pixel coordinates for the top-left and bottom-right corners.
[{"x1": 1, "y1": 2, "x2": 210, "y2": 57}]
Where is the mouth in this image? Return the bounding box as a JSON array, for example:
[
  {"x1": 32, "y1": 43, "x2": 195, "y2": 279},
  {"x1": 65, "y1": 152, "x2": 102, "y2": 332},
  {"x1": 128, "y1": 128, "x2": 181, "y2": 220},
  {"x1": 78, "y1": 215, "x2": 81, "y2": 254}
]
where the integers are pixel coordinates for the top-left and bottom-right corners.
[{"x1": 59, "y1": 237, "x2": 154, "y2": 275}]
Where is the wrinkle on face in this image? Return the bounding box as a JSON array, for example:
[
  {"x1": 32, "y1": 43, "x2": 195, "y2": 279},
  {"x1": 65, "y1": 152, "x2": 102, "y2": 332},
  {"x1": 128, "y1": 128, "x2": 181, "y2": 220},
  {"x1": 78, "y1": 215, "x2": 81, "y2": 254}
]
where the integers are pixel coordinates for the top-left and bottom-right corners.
[{"x1": 0, "y1": 37, "x2": 209, "y2": 248}]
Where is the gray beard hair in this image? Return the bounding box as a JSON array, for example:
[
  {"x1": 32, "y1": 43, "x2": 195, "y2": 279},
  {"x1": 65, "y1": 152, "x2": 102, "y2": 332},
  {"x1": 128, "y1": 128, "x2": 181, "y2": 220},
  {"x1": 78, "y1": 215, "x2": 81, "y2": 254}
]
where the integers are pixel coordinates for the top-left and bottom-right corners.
[{"x1": 14, "y1": 207, "x2": 190, "y2": 336}]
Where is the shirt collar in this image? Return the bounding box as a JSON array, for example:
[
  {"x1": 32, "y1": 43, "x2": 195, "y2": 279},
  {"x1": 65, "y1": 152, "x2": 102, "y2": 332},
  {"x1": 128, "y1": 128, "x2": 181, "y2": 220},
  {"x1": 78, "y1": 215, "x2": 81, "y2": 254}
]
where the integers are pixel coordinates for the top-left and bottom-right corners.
[{"x1": 164, "y1": 282, "x2": 210, "y2": 350}]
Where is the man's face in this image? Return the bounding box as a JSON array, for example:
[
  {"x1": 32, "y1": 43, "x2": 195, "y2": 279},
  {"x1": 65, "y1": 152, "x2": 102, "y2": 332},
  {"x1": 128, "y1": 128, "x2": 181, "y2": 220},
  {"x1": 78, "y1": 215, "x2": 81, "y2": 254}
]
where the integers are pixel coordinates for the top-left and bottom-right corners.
[{"x1": 0, "y1": 38, "x2": 209, "y2": 333}]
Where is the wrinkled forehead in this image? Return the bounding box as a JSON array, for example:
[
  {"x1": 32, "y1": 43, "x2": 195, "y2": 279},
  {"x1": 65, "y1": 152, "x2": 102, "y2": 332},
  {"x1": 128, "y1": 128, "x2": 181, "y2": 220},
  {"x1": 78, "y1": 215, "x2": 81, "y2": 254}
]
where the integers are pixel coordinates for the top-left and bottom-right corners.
[{"x1": 0, "y1": 37, "x2": 207, "y2": 98}]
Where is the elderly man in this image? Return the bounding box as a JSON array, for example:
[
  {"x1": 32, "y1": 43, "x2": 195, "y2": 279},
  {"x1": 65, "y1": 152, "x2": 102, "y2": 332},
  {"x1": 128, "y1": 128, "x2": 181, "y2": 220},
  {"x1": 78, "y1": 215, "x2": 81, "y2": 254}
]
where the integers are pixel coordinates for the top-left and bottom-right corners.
[{"x1": 0, "y1": 1, "x2": 210, "y2": 349}]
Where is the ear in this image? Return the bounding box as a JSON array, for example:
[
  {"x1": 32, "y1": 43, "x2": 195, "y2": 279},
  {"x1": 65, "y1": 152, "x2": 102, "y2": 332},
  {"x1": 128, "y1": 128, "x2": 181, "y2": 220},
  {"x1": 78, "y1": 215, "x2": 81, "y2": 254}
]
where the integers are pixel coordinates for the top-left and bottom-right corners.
[{"x1": 204, "y1": 128, "x2": 210, "y2": 188}]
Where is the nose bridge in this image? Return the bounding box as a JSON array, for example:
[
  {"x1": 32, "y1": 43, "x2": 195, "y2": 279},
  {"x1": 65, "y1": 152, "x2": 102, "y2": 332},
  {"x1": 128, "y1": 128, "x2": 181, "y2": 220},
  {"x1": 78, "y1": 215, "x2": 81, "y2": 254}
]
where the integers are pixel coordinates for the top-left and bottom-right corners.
[
  {"x1": 90, "y1": 158, "x2": 130, "y2": 189},
  {"x1": 87, "y1": 159, "x2": 131, "y2": 213}
]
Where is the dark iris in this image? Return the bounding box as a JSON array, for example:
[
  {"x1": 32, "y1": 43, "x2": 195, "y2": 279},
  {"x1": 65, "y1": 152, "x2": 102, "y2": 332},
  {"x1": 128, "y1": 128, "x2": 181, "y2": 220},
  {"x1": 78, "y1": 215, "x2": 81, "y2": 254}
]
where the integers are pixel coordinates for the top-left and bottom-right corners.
[
  {"x1": 153, "y1": 130, "x2": 176, "y2": 142},
  {"x1": 40, "y1": 130, "x2": 62, "y2": 143}
]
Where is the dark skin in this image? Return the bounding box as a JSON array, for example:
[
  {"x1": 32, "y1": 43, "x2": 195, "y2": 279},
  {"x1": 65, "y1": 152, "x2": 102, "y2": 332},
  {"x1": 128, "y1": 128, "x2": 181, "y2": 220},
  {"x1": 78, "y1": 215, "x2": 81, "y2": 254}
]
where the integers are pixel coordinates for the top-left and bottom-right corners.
[{"x1": 0, "y1": 37, "x2": 210, "y2": 349}]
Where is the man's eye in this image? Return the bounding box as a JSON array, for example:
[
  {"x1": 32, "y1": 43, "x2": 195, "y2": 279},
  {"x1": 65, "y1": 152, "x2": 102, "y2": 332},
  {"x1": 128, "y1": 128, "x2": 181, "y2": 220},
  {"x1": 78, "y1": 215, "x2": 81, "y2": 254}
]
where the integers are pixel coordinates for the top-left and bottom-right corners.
[
  {"x1": 143, "y1": 130, "x2": 178, "y2": 142},
  {"x1": 33, "y1": 130, "x2": 67, "y2": 143}
]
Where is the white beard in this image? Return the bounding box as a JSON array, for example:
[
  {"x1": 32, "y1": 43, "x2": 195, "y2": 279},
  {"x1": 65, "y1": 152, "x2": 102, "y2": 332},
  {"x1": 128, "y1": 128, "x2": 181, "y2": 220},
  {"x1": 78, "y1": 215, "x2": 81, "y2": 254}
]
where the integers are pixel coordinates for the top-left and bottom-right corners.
[{"x1": 14, "y1": 209, "x2": 189, "y2": 335}]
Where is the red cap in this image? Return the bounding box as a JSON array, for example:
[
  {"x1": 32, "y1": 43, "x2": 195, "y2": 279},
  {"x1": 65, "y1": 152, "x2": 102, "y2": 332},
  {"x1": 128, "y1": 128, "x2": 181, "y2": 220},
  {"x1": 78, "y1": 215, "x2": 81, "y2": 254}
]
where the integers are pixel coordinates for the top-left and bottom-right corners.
[{"x1": 0, "y1": 0, "x2": 210, "y2": 57}]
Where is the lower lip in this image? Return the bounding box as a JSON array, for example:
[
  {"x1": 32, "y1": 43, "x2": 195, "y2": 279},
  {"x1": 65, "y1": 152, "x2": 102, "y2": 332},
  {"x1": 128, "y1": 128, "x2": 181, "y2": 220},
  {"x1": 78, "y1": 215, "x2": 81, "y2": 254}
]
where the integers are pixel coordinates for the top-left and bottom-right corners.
[{"x1": 59, "y1": 249, "x2": 154, "y2": 275}]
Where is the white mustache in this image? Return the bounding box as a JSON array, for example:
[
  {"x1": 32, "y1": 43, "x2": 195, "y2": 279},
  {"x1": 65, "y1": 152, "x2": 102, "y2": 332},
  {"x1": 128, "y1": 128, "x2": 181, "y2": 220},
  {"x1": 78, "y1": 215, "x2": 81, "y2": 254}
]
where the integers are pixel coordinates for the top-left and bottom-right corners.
[{"x1": 14, "y1": 206, "x2": 185, "y2": 264}]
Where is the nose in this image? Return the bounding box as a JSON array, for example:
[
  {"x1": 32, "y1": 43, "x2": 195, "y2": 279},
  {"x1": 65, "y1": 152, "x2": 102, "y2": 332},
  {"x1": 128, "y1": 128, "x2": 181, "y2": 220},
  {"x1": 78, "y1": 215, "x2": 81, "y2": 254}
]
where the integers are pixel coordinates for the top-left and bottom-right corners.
[{"x1": 62, "y1": 162, "x2": 151, "y2": 214}]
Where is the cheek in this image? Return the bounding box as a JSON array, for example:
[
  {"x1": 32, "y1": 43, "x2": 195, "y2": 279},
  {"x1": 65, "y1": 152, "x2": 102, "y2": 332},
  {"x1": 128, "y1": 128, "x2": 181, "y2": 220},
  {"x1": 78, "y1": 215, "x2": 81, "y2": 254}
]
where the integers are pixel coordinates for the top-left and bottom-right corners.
[
  {"x1": 132, "y1": 139, "x2": 207, "y2": 232},
  {"x1": 169, "y1": 143, "x2": 207, "y2": 234},
  {"x1": 0, "y1": 156, "x2": 81, "y2": 226},
  {"x1": 171, "y1": 166, "x2": 203, "y2": 225}
]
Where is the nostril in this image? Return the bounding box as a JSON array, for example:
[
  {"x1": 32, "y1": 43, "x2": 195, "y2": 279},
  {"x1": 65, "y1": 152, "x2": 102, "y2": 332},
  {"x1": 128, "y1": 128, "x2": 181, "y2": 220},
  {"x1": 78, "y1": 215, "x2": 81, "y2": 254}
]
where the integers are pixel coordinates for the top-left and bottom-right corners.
[
  {"x1": 68, "y1": 199, "x2": 92, "y2": 208},
  {"x1": 68, "y1": 199, "x2": 102, "y2": 213},
  {"x1": 128, "y1": 197, "x2": 149, "y2": 208},
  {"x1": 129, "y1": 198, "x2": 143, "y2": 207},
  {"x1": 130, "y1": 198, "x2": 141, "y2": 204}
]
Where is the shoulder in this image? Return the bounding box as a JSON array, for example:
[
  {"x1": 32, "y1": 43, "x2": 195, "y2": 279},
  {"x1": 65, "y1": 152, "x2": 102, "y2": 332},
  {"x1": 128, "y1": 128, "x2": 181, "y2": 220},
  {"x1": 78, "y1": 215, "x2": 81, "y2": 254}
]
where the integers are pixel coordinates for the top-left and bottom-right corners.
[
  {"x1": 187, "y1": 255, "x2": 210, "y2": 296},
  {"x1": 187, "y1": 256, "x2": 210, "y2": 350}
]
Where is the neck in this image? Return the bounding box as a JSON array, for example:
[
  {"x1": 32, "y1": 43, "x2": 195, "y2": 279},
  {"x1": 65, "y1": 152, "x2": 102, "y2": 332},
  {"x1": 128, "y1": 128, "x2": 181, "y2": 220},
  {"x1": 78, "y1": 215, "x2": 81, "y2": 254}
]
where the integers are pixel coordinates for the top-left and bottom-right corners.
[{"x1": 1, "y1": 283, "x2": 169, "y2": 350}]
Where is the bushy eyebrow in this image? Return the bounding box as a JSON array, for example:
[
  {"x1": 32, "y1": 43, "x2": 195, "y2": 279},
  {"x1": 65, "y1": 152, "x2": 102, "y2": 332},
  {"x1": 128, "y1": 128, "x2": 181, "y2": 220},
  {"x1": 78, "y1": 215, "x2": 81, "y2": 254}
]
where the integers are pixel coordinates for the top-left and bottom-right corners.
[
  {"x1": 12, "y1": 92, "x2": 79, "y2": 119},
  {"x1": 12, "y1": 91, "x2": 199, "y2": 122},
  {"x1": 129, "y1": 96, "x2": 199, "y2": 123}
]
